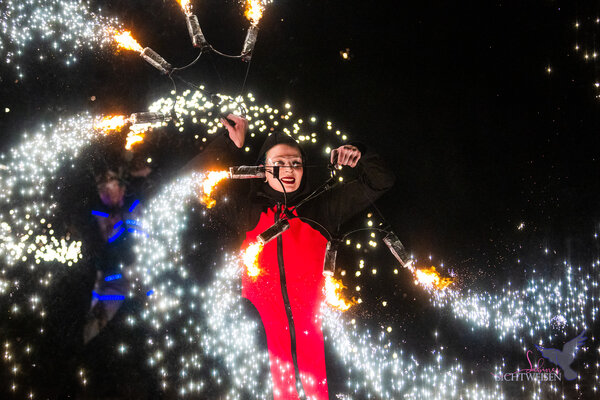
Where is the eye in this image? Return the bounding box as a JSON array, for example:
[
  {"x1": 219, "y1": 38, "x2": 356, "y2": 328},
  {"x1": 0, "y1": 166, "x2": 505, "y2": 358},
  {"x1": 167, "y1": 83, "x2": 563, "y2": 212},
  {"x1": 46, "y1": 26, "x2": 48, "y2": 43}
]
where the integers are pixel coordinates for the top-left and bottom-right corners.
[
  {"x1": 291, "y1": 161, "x2": 302, "y2": 168},
  {"x1": 273, "y1": 160, "x2": 284, "y2": 166}
]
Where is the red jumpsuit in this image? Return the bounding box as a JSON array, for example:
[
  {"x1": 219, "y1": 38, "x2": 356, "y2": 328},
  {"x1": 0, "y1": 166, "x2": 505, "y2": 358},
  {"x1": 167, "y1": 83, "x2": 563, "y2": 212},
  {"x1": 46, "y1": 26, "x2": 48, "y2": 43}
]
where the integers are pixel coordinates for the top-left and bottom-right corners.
[{"x1": 242, "y1": 208, "x2": 329, "y2": 399}]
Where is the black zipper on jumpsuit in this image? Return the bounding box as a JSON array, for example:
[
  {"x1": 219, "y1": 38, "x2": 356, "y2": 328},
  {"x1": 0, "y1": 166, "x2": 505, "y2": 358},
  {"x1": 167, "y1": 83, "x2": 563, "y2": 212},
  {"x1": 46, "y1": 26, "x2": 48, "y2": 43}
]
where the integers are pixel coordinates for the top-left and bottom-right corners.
[{"x1": 275, "y1": 203, "x2": 307, "y2": 399}]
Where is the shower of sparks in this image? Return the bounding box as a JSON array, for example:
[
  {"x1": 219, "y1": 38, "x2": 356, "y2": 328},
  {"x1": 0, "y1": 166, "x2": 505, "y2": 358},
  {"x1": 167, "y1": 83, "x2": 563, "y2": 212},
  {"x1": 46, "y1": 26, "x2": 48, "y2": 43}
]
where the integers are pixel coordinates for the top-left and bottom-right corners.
[
  {"x1": 0, "y1": 0, "x2": 122, "y2": 76},
  {"x1": 241, "y1": 241, "x2": 263, "y2": 279},
  {"x1": 1, "y1": 81, "x2": 599, "y2": 398},
  {"x1": 135, "y1": 174, "x2": 272, "y2": 397},
  {"x1": 112, "y1": 29, "x2": 144, "y2": 53},
  {"x1": 198, "y1": 170, "x2": 230, "y2": 208},
  {"x1": 323, "y1": 275, "x2": 355, "y2": 311},
  {"x1": 433, "y1": 262, "x2": 599, "y2": 344}
]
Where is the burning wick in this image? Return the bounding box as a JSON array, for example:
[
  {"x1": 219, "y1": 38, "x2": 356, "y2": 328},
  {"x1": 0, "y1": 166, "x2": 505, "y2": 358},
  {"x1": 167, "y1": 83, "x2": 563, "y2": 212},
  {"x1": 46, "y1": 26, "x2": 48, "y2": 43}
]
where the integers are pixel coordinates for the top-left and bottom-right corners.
[
  {"x1": 324, "y1": 275, "x2": 355, "y2": 311},
  {"x1": 241, "y1": 242, "x2": 263, "y2": 279},
  {"x1": 113, "y1": 30, "x2": 172, "y2": 74},
  {"x1": 198, "y1": 170, "x2": 230, "y2": 208}
]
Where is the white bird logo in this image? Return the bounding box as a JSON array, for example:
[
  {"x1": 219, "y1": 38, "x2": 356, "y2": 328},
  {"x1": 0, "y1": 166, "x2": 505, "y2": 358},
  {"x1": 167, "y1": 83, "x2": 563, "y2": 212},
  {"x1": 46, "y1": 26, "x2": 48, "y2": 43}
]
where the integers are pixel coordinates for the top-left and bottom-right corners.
[{"x1": 535, "y1": 331, "x2": 586, "y2": 381}]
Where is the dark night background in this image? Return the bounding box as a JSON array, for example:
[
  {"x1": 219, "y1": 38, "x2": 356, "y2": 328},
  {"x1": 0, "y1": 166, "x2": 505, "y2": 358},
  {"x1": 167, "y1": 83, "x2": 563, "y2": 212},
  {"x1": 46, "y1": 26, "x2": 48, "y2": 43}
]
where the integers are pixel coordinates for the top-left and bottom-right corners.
[{"x1": 1, "y1": 0, "x2": 600, "y2": 398}]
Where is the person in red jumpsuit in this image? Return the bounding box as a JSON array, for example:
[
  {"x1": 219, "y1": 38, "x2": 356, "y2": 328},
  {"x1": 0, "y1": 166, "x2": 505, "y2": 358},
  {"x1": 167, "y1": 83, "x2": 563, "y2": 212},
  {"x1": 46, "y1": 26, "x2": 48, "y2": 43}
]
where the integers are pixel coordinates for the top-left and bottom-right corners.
[{"x1": 188, "y1": 114, "x2": 394, "y2": 399}]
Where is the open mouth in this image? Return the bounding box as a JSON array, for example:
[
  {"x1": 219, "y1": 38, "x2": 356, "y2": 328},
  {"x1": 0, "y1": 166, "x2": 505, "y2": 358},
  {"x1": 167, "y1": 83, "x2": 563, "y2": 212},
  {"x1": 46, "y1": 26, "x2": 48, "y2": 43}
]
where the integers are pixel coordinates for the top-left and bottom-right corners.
[{"x1": 280, "y1": 177, "x2": 295, "y2": 185}]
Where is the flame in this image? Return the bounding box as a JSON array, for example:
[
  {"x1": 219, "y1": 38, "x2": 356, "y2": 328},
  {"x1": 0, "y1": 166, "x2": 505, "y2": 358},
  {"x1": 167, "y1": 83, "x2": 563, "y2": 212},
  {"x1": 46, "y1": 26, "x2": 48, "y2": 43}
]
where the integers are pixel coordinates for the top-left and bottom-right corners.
[
  {"x1": 241, "y1": 241, "x2": 263, "y2": 279},
  {"x1": 125, "y1": 125, "x2": 148, "y2": 150},
  {"x1": 113, "y1": 30, "x2": 143, "y2": 53},
  {"x1": 93, "y1": 115, "x2": 128, "y2": 134},
  {"x1": 244, "y1": 0, "x2": 265, "y2": 25},
  {"x1": 413, "y1": 266, "x2": 454, "y2": 290},
  {"x1": 324, "y1": 275, "x2": 356, "y2": 311},
  {"x1": 176, "y1": 0, "x2": 193, "y2": 14},
  {"x1": 198, "y1": 170, "x2": 230, "y2": 208}
]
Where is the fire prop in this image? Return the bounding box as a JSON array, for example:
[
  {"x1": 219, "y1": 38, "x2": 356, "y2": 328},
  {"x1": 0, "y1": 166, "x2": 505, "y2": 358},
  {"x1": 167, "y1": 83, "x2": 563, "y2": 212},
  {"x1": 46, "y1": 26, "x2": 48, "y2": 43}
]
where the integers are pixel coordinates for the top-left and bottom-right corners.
[
  {"x1": 112, "y1": 29, "x2": 172, "y2": 74},
  {"x1": 241, "y1": 0, "x2": 267, "y2": 61},
  {"x1": 93, "y1": 112, "x2": 171, "y2": 150}
]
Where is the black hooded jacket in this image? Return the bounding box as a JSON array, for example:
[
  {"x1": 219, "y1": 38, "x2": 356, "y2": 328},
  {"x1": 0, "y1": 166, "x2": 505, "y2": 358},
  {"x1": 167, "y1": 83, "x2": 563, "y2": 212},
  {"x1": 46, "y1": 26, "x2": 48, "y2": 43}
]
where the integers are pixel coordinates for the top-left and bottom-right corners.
[{"x1": 186, "y1": 131, "x2": 395, "y2": 240}]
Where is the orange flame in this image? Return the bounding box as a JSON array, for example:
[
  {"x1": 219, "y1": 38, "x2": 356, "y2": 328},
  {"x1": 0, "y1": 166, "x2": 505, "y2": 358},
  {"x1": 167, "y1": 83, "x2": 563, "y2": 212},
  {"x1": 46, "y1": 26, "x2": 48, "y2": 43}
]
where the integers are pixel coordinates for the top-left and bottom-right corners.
[
  {"x1": 324, "y1": 275, "x2": 356, "y2": 311},
  {"x1": 413, "y1": 266, "x2": 454, "y2": 290},
  {"x1": 113, "y1": 30, "x2": 143, "y2": 53},
  {"x1": 125, "y1": 125, "x2": 148, "y2": 150},
  {"x1": 176, "y1": 0, "x2": 193, "y2": 14},
  {"x1": 94, "y1": 115, "x2": 129, "y2": 134},
  {"x1": 244, "y1": 0, "x2": 265, "y2": 25},
  {"x1": 241, "y1": 241, "x2": 263, "y2": 279},
  {"x1": 198, "y1": 170, "x2": 230, "y2": 208}
]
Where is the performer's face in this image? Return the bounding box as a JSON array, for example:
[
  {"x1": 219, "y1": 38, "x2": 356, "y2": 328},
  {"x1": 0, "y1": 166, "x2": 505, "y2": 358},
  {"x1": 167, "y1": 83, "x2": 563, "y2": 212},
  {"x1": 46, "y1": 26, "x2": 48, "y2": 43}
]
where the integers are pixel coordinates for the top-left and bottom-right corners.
[
  {"x1": 264, "y1": 144, "x2": 303, "y2": 193},
  {"x1": 96, "y1": 171, "x2": 125, "y2": 208}
]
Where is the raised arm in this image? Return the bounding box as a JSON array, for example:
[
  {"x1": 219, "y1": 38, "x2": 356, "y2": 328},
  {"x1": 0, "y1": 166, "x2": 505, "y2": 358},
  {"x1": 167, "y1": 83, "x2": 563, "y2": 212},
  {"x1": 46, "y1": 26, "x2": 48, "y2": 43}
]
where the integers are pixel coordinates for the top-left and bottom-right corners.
[
  {"x1": 322, "y1": 144, "x2": 395, "y2": 232},
  {"x1": 184, "y1": 113, "x2": 248, "y2": 172}
]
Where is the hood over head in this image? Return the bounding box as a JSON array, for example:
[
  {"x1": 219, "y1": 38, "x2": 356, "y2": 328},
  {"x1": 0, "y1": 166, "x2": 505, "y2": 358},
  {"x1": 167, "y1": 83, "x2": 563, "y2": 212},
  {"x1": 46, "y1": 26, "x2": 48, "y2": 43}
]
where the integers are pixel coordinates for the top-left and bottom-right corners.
[{"x1": 254, "y1": 132, "x2": 309, "y2": 206}]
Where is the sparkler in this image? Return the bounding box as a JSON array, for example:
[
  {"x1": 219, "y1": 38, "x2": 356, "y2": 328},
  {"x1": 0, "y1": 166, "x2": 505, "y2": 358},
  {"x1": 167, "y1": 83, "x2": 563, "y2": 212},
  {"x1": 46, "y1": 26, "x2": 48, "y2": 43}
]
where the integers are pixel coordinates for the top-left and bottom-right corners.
[
  {"x1": 228, "y1": 165, "x2": 266, "y2": 179},
  {"x1": 241, "y1": 0, "x2": 269, "y2": 61},
  {"x1": 256, "y1": 219, "x2": 290, "y2": 245}
]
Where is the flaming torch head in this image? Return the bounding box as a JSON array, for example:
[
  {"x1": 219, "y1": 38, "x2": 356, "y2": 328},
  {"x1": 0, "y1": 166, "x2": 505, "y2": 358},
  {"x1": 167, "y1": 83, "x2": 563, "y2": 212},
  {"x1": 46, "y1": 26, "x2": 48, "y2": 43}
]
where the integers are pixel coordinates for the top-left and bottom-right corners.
[
  {"x1": 113, "y1": 30, "x2": 144, "y2": 53},
  {"x1": 242, "y1": 241, "x2": 263, "y2": 279},
  {"x1": 198, "y1": 170, "x2": 230, "y2": 208},
  {"x1": 324, "y1": 275, "x2": 355, "y2": 311},
  {"x1": 176, "y1": 0, "x2": 193, "y2": 15},
  {"x1": 414, "y1": 266, "x2": 454, "y2": 290},
  {"x1": 244, "y1": 0, "x2": 266, "y2": 25},
  {"x1": 93, "y1": 115, "x2": 129, "y2": 134}
]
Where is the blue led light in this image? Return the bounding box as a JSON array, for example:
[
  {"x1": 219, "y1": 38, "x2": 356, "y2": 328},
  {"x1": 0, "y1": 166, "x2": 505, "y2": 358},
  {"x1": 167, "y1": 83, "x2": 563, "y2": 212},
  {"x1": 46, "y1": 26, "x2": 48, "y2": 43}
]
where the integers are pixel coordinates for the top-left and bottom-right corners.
[
  {"x1": 128, "y1": 199, "x2": 140, "y2": 212},
  {"x1": 104, "y1": 273, "x2": 122, "y2": 282},
  {"x1": 113, "y1": 220, "x2": 123, "y2": 229},
  {"x1": 92, "y1": 291, "x2": 125, "y2": 301},
  {"x1": 91, "y1": 210, "x2": 109, "y2": 218},
  {"x1": 107, "y1": 227, "x2": 126, "y2": 243},
  {"x1": 146, "y1": 290, "x2": 154, "y2": 296}
]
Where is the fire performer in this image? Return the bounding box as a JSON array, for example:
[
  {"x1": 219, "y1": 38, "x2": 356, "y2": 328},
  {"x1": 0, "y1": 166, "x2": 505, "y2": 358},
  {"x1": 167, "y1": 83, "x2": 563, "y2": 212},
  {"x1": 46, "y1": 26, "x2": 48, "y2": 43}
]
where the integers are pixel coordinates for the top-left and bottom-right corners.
[{"x1": 187, "y1": 114, "x2": 394, "y2": 399}]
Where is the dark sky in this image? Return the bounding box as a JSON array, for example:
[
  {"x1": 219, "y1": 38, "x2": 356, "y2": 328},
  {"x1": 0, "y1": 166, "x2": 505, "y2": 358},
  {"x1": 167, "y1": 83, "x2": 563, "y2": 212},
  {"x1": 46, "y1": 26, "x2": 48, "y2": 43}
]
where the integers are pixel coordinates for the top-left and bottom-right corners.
[{"x1": 1, "y1": 0, "x2": 599, "y2": 266}]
